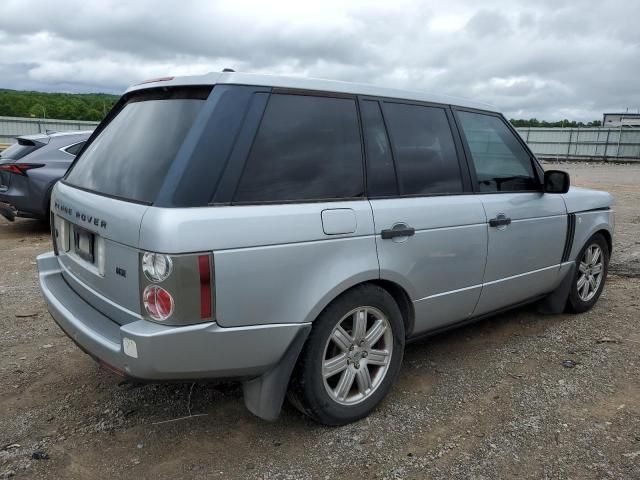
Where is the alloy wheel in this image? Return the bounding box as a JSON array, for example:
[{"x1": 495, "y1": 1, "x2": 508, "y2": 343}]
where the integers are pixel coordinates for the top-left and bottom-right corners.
[
  {"x1": 322, "y1": 306, "x2": 393, "y2": 405},
  {"x1": 577, "y1": 243, "x2": 604, "y2": 302}
]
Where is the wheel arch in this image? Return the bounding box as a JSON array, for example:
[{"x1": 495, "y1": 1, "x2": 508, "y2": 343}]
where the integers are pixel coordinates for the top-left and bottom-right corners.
[
  {"x1": 307, "y1": 277, "x2": 415, "y2": 339},
  {"x1": 595, "y1": 228, "x2": 612, "y2": 254},
  {"x1": 569, "y1": 211, "x2": 614, "y2": 261}
]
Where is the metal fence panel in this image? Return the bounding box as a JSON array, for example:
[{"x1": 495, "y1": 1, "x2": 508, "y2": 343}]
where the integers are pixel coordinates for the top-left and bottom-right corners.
[
  {"x1": 0, "y1": 116, "x2": 99, "y2": 144},
  {"x1": 517, "y1": 127, "x2": 640, "y2": 161}
]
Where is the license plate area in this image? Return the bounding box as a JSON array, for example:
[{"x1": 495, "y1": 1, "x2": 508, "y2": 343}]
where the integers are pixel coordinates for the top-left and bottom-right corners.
[{"x1": 73, "y1": 226, "x2": 95, "y2": 264}]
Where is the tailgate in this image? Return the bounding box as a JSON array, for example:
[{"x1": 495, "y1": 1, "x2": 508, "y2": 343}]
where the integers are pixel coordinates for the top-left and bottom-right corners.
[{"x1": 50, "y1": 181, "x2": 149, "y2": 325}]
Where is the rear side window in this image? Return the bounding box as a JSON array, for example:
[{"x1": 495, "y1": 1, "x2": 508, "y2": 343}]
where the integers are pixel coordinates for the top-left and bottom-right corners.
[
  {"x1": 457, "y1": 111, "x2": 539, "y2": 192},
  {"x1": 65, "y1": 87, "x2": 210, "y2": 204},
  {"x1": 383, "y1": 103, "x2": 463, "y2": 195},
  {"x1": 360, "y1": 100, "x2": 397, "y2": 197},
  {"x1": 64, "y1": 141, "x2": 85, "y2": 156},
  {"x1": 233, "y1": 94, "x2": 364, "y2": 203}
]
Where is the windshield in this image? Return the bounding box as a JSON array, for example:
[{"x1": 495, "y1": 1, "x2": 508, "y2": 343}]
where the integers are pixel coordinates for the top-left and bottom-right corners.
[
  {"x1": 65, "y1": 87, "x2": 210, "y2": 204},
  {"x1": 0, "y1": 141, "x2": 41, "y2": 161}
]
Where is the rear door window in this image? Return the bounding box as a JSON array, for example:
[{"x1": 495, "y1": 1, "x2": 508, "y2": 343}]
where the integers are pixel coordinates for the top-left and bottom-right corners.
[
  {"x1": 457, "y1": 111, "x2": 539, "y2": 192},
  {"x1": 382, "y1": 102, "x2": 463, "y2": 195},
  {"x1": 65, "y1": 87, "x2": 210, "y2": 204},
  {"x1": 233, "y1": 93, "x2": 364, "y2": 203}
]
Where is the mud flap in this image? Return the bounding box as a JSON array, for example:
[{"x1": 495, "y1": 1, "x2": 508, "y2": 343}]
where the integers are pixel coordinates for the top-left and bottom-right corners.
[
  {"x1": 538, "y1": 264, "x2": 575, "y2": 314},
  {"x1": 0, "y1": 203, "x2": 16, "y2": 222},
  {"x1": 242, "y1": 324, "x2": 311, "y2": 421}
]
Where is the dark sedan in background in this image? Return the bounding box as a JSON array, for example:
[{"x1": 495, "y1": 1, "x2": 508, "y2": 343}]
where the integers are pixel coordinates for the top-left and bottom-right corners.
[{"x1": 0, "y1": 130, "x2": 92, "y2": 222}]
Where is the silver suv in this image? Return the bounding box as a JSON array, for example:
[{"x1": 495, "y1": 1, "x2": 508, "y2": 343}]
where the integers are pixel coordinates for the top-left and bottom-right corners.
[{"x1": 37, "y1": 72, "x2": 614, "y2": 425}]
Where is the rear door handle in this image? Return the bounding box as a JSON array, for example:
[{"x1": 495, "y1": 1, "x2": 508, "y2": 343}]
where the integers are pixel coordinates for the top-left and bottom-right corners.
[
  {"x1": 381, "y1": 226, "x2": 415, "y2": 239},
  {"x1": 489, "y1": 215, "x2": 512, "y2": 227}
]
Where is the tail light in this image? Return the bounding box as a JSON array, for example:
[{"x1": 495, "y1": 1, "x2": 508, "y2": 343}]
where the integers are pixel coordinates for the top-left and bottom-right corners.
[
  {"x1": 142, "y1": 252, "x2": 173, "y2": 282},
  {"x1": 0, "y1": 163, "x2": 44, "y2": 176},
  {"x1": 134, "y1": 76, "x2": 175, "y2": 85},
  {"x1": 198, "y1": 255, "x2": 212, "y2": 318},
  {"x1": 50, "y1": 212, "x2": 59, "y2": 256},
  {"x1": 143, "y1": 285, "x2": 175, "y2": 321},
  {"x1": 139, "y1": 251, "x2": 214, "y2": 325}
]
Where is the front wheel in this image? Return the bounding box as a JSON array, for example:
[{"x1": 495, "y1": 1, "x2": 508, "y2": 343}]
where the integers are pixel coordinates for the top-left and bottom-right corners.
[
  {"x1": 288, "y1": 284, "x2": 405, "y2": 425},
  {"x1": 566, "y1": 233, "x2": 609, "y2": 313}
]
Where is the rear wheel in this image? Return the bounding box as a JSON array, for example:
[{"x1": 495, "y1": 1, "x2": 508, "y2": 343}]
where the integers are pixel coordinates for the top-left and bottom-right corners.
[
  {"x1": 566, "y1": 233, "x2": 609, "y2": 313},
  {"x1": 288, "y1": 284, "x2": 405, "y2": 425}
]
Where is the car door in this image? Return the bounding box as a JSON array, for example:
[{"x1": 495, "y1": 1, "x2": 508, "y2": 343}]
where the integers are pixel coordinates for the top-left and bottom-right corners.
[
  {"x1": 454, "y1": 109, "x2": 567, "y2": 315},
  {"x1": 205, "y1": 91, "x2": 380, "y2": 328},
  {"x1": 361, "y1": 98, "x2": 488, "y2": 335}
]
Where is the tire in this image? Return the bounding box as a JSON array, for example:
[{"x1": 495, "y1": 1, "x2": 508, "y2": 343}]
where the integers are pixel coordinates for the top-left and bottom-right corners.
[
  {"x1": 566, "y1": 233, "x2": 609, "y2": 313},
  {"x1": 288, "y1": 284, "x2": 405, "y2": 426}
]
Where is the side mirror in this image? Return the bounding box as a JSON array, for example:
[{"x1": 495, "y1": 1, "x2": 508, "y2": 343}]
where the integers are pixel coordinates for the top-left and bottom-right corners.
[{"x1": 544, "y1": 170, "x2": 570, "y2": 194}]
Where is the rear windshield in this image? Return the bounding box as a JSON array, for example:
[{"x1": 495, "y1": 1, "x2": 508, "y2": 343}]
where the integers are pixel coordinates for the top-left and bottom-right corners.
[
  {"x1": 65, "y1": 87, "x2": 210, "y2": 204},
  {"x1": 0, "y1": 140, "x2": 42, "y2": 160}
]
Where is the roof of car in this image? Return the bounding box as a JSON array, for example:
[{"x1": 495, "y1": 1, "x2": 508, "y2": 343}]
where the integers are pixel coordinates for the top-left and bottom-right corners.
[
  {"x1": 18, "y1": 130, "x2": 93, "y2": 142},
  {"x1": 126, "y1": 71, "x2": 497, "y2": 112}
]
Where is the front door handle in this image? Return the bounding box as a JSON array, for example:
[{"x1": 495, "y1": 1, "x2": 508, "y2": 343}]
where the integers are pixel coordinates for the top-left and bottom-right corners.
[
  {"x1": 381, "y1": 225, "x2": 415, "y2": 239},
  {"x1": 489, "y1": 215, "x2": 512, "y2": 227}
]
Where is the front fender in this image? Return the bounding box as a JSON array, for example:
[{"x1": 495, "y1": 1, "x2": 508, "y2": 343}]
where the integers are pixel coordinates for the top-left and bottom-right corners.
[{"x1": 569, "y1": 210, "x2": 614, "y2": 260}]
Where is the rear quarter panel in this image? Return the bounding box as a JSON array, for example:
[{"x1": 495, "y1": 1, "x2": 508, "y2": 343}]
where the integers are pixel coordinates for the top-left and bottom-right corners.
[{"x1": 139, "y1": 201, "x2": 379, "y2": 327}]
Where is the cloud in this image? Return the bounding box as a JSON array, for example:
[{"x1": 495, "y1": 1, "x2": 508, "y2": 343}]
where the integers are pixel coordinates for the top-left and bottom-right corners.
[{"x1": 0, "y1": 0, "x2": 639, "y2": 120}]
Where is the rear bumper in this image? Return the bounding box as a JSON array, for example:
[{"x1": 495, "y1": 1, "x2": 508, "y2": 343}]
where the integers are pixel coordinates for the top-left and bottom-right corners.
[
  {"x1": 37, "y1": 251, "x2": 308, "y2": 380},
  {"x1": 0, "y1": 174, "x2": 48, "y2": 219},
  {"x1": 0, "y1": 191, "x2": 45, "y2": 219}
]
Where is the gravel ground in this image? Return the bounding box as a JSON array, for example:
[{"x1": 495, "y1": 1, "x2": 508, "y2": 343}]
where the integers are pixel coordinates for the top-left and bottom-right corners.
[{"x1": 1, "y1": 162, "x2": 639, "y2": 479}]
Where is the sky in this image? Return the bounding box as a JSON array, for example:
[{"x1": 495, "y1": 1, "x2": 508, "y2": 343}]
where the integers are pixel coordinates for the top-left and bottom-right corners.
[{"x1": 0, "y1": 0, "x2": 639, "y2": 120}]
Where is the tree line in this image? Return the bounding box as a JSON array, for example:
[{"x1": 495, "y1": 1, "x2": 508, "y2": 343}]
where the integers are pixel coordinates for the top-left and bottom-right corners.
[
  {"x1": 0, "y1": 88, "x2": 605, "y2": 127},
  {"x1": 0, "y1": 89, "x2": 119, "y2": 122},
  {"x1": 509, "y1": 118, "x2": 602, "y2": 128}
]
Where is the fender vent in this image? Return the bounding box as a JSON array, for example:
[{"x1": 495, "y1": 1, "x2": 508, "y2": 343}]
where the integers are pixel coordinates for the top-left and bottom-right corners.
[{"x1": 561, "y1": 213, "x2": 576, "y2": 262}]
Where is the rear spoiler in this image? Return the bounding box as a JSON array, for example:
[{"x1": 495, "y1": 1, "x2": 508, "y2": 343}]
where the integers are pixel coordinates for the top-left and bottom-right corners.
[{"x1": 17, "y1": 137, "x2": 49, "y2": 147}]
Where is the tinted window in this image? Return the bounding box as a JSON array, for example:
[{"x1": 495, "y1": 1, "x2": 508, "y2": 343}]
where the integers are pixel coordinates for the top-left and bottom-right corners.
[
  {"x1": 457, "y1": 111, "x2": 539, "y2": 192},
  {"x1": 65, "y1": 88, "x2": 208, "y2": 204},
  {"x1": 64, "y1": 141, "x2": 85, "y2": 156},
  {"x1": 383, "y1": 103, "x2": 462, "y2": 195},
  {"x1": 0, "y1": 141, "x2": 40, "y2": 160},
  {"x1": 361, "y1": 100, "x2": 397, "y2": 197},
  {"x1": 233, "y1": 94, "x2": 363, "y2": 203}
]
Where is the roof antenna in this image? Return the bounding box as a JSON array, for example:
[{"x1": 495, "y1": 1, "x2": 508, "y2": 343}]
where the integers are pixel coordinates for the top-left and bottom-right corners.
[{"x1": 222, "y1": 68, "x2": 235, "y2": 72}]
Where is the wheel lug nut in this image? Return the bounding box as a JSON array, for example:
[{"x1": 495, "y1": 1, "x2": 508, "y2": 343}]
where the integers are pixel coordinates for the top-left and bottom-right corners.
[
  {"x1": 349, "y1": 345, "x2": 354, "y2": 351},
  {"x1": 355, "y1": 363, "x2": 360, "y2": 369},
  {"x1": 362, "y1": 351, "x2": 368, "y2": 357}
]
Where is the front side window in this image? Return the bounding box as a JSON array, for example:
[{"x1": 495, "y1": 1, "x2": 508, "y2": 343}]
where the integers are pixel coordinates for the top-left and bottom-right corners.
[
  {"x1": 457, "y1": 111, "x2": 539, "y2": 192},
  {"x1": 383, "y1": 102, "x2": 463, "y2": 195},
  {"x1": 233, "y1": 94, "x2": 364, "y2": 203}
]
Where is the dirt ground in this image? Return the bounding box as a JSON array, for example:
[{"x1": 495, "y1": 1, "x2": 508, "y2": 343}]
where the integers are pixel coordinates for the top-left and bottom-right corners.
[{"x1": 1, "y1": 162, "x2": 639, "y2": 479}]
